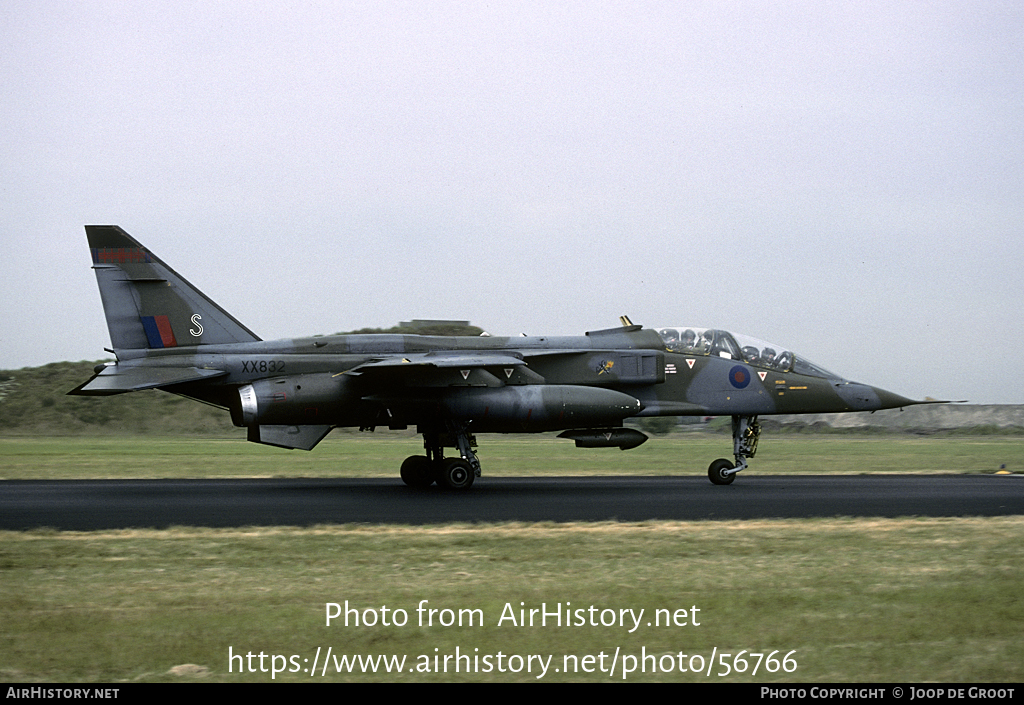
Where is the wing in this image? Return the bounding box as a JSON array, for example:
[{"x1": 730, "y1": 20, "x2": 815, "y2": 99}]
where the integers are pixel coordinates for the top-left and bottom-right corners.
[{"x1": 340, "y1": 352, "x2": 538, "y2": 387}]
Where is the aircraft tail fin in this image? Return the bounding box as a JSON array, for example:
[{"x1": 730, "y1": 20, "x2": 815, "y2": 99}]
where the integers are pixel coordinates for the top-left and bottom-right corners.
[{"x1": 85, "y1": 225, "x2": 261, "y2": 351}]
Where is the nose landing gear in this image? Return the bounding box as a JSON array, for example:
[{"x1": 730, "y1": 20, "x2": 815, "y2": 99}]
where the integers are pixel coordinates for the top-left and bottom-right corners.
[{"x1": 708, "y1": 415, "x2": 761, "y2": 485}]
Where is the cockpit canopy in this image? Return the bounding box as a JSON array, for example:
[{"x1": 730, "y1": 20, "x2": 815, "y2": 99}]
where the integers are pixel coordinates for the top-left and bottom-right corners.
[{"x1": 655, "y1": 327, "x2": 843, "y2": 380}]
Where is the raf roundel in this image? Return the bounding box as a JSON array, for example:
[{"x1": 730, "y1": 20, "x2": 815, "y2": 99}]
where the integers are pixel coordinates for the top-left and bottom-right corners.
[{"x1": 729, "y1": 365, "x2": 751, "y2": 389}]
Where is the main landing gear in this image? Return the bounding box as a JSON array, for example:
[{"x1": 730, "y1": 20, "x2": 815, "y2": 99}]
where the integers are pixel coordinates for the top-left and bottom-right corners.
[
  {"x1": 400, "y1": 420, "x2": 481, "y2": 491},
  {"x1": 708, "y1": 415, "x2": 761, "y2": 486}
]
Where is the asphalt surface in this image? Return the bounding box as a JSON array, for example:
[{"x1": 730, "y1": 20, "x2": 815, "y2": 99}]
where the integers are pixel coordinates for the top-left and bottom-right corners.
[{"x1": 1, "y1": 475, "x2": 1021, "y2": 530}]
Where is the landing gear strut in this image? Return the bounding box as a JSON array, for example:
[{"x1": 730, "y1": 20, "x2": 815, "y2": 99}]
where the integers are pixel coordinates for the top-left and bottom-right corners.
[
  {"x1": 400, "y1": 420, "x2": 480, "y2": 490},
  {"x1": 708, "y1": 415, "x2": 761, "y2": 485}
]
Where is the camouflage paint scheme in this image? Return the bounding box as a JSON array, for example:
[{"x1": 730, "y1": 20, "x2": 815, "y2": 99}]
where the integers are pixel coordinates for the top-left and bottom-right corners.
[{"x1": 71, "y1": 226, "x2": 938, "y2": 488}]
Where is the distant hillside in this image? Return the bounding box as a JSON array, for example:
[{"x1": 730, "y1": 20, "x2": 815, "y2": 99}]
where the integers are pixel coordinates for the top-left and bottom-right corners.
[
  {"x1": 767, "y1": 405, "x2": 1024, "y2": 434},
  {"x1": 0, "y1": 323, "x2": 484, "y2": 437},
  {"x1": 0, "y1": 361, "x2": 237, "y2": 436},
  {"x1": 1, "y1": 360, "x2": 1020, "y2": 437}
]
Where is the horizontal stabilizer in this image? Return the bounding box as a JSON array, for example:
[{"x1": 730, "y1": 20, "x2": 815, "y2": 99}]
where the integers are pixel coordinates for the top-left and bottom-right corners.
[{"x1": 68, "y1": 365, "x2": 227, "y2": 396}]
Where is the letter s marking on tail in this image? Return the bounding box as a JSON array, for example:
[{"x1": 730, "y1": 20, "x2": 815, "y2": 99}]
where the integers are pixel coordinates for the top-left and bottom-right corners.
[{"x1": 190, "y1": 314, "x2": 203, "y2": 337}]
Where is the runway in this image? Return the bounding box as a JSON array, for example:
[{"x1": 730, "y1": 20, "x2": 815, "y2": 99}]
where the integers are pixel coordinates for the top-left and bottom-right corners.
[{"x1": 1, "y1": 474, "x2": 1021, "y2": 530}]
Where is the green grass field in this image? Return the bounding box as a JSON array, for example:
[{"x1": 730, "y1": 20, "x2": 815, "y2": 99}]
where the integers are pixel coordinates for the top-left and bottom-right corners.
[
  {"x1": 1, "y1": 432, "x2": 1020, "y2": 480},
  {"x1": 2, "y1": 519, "x2": 1022, "y2": 682},
  {"x1": 1, "y1": 433, "x2": 1022, "y2": 682}
]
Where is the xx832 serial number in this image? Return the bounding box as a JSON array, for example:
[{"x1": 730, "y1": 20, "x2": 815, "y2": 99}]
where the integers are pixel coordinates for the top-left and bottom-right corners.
[{"x1": 240, "y1": 360, "x2": 286, "y2": 373}]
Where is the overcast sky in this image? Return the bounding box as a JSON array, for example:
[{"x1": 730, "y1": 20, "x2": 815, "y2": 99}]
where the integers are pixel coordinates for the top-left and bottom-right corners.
[{"x1": 2, "y1": 1, "x2": 1021, "y2": 403}]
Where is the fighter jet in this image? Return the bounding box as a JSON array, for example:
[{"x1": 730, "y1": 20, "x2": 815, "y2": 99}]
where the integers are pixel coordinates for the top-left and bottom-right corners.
[{"x1": 70, "y1": 225, "x2": 942, "y2": 489}]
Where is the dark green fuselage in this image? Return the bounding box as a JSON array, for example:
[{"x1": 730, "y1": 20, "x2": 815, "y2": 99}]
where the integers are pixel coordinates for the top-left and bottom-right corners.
[
  {"x1": 71, "y1": 225, "x2": 929, "y2": 481},
  {"x1": 111, "y1": 325, "x2": 915, "y2": 435}
]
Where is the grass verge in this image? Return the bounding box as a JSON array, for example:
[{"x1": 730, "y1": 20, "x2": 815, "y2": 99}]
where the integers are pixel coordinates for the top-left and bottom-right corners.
[
  {"x1": 1, "y1": 433, "x2": 1021, "y2": 479},
  {"x1": 1, "y1": 517, "x2": 1022, "y2": 682}
]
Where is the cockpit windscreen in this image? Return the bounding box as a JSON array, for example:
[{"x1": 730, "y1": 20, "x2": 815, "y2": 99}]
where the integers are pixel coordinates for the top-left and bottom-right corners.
[{"x1": 655, "y1": 327, "x2": 843, "y2": 380}]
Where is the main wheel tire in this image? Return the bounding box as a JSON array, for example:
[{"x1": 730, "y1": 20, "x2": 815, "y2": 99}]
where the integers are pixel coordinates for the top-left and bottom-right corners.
[
  {"x1": 708, "y1": 458, "x2": 736, "y2": 485},
  {"x1": 439, "y1": 458, "x2": 475, "y2": 491},
  {"x1": 400, "y1": 455, "x2": 434, "y2": 489}
]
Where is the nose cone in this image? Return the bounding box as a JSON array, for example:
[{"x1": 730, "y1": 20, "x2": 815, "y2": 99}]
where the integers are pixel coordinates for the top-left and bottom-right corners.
[
  {"x1": 871, "y1": 386, "x2": 921, "y2": 410},
  {"x1": 834, "y1": 382, "x2": 920, "y2": 411}
]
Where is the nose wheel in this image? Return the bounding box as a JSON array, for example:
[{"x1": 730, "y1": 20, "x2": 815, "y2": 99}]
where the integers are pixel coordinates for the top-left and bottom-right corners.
[
  {"x1": 708, "y1": 458, "x2": 737, "y2": 485},
  {"x1": 707, "y1": 415, "x2": 760, "y2": 486}
]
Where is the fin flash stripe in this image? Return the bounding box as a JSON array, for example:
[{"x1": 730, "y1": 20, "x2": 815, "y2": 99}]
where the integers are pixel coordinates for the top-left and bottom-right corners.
[
  {"x1": 91, "y1": 247, "x2": 153, "y2": 265},
  {"x1": 141, "y1": 315, "x2": 177, "y2": 348}
]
